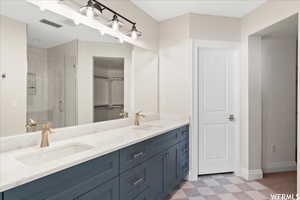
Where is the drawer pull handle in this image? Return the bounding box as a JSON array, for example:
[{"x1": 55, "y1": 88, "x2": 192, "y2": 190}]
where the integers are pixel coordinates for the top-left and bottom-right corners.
[
  {"x1": 133, "y1": 177, "x2": 144, "y2": 186},
  {"x1": 133, "y1": 152, "x2": 145, "y2": 159}
]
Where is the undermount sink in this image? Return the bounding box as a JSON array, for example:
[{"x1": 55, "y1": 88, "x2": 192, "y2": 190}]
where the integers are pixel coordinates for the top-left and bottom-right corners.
[
  {"x1": 131, "y1": 124, "x2": 163, "y2": 131},
  {"x1": 16, "y1": 143, "x2": 94, "y2": 166}
]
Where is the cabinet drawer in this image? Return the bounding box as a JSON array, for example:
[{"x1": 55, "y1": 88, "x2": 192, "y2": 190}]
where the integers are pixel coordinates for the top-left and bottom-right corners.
[
  {"x1": 149, "y1": 129, "x2": 179, "y2": 155},
  {"x1": 4, "y1": 151, "x2": 119, "y2": 200},
  {"x1": 76, "y1": 177, "x2": 119, "y2": 200},
  {"x1": 120, "y1": 140, "x2": 152, "y2": 172},
  {"x1": 120, "y1": 162, "x2": 150, "y2": 200}
]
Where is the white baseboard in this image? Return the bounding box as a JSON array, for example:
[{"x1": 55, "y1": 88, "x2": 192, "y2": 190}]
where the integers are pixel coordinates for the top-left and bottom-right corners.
[
  {"x1": 263, "y1": 161, "x2": 297, "y2": 173},
  {"x1": 187, "y1": 171, "x2": 198, "y2": 181},
  {"x1": 241, "y1": 168, "x2": 263, "y2": 181}
]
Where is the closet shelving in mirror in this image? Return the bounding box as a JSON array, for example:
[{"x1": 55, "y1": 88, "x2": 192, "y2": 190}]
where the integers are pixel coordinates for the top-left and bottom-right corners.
[{"x1": 26, "y1": 0, "x2": 144, "y2": 48}]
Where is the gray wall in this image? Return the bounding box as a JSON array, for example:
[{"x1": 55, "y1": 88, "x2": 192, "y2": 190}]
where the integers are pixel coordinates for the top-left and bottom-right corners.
[{"x1": 261, "y1": 36, "x2": 297, "y2": 173}]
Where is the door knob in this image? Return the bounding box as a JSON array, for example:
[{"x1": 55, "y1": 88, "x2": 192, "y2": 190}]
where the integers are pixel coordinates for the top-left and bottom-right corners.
[{"x1": 228, "y1": 114, "x2": 235, "y2": 121}]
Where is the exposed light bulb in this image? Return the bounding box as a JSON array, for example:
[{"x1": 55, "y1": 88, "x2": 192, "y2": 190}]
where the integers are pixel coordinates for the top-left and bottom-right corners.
[
  {"x1": 131, "y1": 30, "x2": 138, "y2": 40},
  {"x1": 128, "y1": 25, "x2": 142, "y2": 40},
  {"x1": 112, "y1": 21, "x2": 119, "y2": 31},
  {"x1": 99, "y1": 30, "x2": 105, "y2": 36},
  {"x1": 39, "y1": 3, "x2": 46, "y2": 11},
  {"x1": 79, "y1": 0, "x2": 101, "y2": 18},
  {"x1": 74, "y1": 19, "x2": 80, "y2": 26},
  {"x1": 86, "y1": 7, "x2": 94, "y2": 18},
  {"x1": 108, "y1": 15, "x2": 123, "y2": 32}
]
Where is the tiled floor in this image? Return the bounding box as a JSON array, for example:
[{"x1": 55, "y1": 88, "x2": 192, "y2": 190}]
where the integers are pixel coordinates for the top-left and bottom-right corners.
[{"x1": 169, "y1": 173, "x2": 275, "y2": 200}]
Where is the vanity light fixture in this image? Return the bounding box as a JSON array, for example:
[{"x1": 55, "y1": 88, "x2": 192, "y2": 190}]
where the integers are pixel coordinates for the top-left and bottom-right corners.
[
  {"x1": 79, "y1": 0, "x2": 102, "y2": 19},
  {"x1": 127, "y1": 25, "x2": 142, "y2": 40},
  {"x1": 108, "y1": 15, "x2": 124, "y2": 31},
  {"x1": 79, "y1": 0, "x2": 142, "y2": 40}
]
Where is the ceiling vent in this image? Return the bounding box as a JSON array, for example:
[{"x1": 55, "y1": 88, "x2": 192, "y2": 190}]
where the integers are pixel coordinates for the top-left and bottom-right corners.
[{"x1": 40, "y1": 19, "x2": 63, "y2": 28}]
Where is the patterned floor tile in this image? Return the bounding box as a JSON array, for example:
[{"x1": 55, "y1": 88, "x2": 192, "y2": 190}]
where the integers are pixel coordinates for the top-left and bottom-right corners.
[
  {"x1": 247, "y1": 181, "x2": 268, "y2": 190},
  {"x1": 168, "y1": 173, "x2": 276, "y2": 200},
  {"x1": 183, "y1": 188, "x2": 201, "y2": 197},
  {"x1": 223, "y1": 184, "x2": 242, "y2": 193},
  {"x1": 198, "y1": 187, "x2": 216, "y2": 196},
  {"x1": 246, "y1": 191, "x2": 269, "y2": 200},
  {"x1": 171, "y1": 189, "x2": 187, "y2": 199},
  {"x1": 218, "y1": 193, "x2": 239, "y2": 200}
]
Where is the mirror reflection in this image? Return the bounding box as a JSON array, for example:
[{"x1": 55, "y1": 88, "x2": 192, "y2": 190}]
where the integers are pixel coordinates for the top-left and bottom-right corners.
[
  {"x1": 93, "y1": 57, "x2": 124, "y2": 122},
  {"x1": 0, "y1": 0, "x2": 159, "y2": 136},
  {"x1": 23, "y1": 8, "x2": 131, "y2": 131}
]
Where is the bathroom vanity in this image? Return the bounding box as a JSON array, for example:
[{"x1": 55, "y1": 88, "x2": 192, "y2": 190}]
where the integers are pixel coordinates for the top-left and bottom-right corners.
[
  {"x1": 0, "y1": 1, "x2": 188, "y2": 199},
  {"x1": 0, "y1": 122, "x2": 189, "y2": 200}
]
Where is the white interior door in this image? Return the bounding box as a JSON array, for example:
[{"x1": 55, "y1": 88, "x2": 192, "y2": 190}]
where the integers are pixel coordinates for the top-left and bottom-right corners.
[{"x1": 198, "y1": 47, "x2": 238, "y2": 175}]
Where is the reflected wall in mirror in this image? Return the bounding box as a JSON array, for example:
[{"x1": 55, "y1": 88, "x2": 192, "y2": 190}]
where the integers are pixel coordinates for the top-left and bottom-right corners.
[{"x1": 0, "y1": 0, "x2": 159, "y2": 137}]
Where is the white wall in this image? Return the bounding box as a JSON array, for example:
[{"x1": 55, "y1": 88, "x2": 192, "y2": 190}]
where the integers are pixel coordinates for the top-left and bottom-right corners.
[
  {"x1": 240, "y1": 1, "x2": 300, "y2": 184},
  {"x1": 159, "y1": 13, "x2": 242, "y2": 180},
  {"x1": 261, "y1": 36, "x2": 297, "y2": 173},
  {"x1": 0, "y1": 15, "x2": 27, "y2": 137},
  {"x1": 248, "y1": 36, "x2": 263, "y2": 173},
  {"x1": 189, "y1": 13, "x2": 241, "y2": 41},
  {"x1": 159, "y1": 13, "x2": 241, "y2": 117},
  {"x1": 132, "y1": 47, "x2": 159, "y2": 114}
]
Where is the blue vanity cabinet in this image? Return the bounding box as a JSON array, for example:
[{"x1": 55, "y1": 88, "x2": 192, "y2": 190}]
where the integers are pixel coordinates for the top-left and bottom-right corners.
[
  {"x1": 120, "y1": 161, "x2": 150, "y2": 200},
  {"x1": 75, "y1": 177, "x2": 119, "y2": 200},
  {"x1": 148, "y1": 129, "x2": 179, "y2": 155},
  {"x1": 3, "y1": 151, "x2": 119, "y2": 200},
  {"x1": 119, "y1": 140, "x2": 152, "y2": 172},
  {"x1": 2, "y1": 125, "x2": 189, "y2": 200},
  {"x1": 132, "y1": 188, "x2": 150, "y2": 200},
  {"x1": 165, "y1": 144, "x2": 180, "y2": 194},
  {"x1": 179, "y1": 137, "x2": 189, "y2": 180},
  {"x1": 147, "y1": 153, "x2": 166, "y2": 200}
]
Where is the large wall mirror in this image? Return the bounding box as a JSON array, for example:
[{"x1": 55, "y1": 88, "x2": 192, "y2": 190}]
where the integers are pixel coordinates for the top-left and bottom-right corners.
[{"x1": 0, "y1": 0, "x2": 158, "y2": 137}]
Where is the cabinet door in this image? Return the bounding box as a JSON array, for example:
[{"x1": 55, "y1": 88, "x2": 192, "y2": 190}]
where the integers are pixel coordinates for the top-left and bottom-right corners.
[
  {"x1": 147, "y1": 153, "x2": 166, "y2": 200},
  {"x1": 179, "y1": 139, "x2": 189, "y2": 180},
  {"x1": 4, "y1": 151, "x2": 119, "y2": 200},
  {"x1": 165, "y1": 144, "x2": 180, "y2": 194},
  {"x1": 133, "y1": 189, "x2": 151, "y2": 200},
  {"x1": 76, "y1": 178, "x2": 119, "y2": 200}
]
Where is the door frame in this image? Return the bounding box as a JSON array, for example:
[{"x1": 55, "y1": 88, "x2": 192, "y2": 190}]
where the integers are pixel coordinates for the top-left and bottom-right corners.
[{"x1": 191, "y1": 40, "x2": 241, "y2": 178}]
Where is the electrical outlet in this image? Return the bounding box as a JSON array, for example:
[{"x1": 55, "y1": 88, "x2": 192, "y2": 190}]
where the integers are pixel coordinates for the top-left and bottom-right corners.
[{"x1": 272, "y1": 144, "x2": 276, "y2": 153}]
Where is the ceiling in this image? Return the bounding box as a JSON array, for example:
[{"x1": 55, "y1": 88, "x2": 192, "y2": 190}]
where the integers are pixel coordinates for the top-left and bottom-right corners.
[
  {"x1": 255, "y1": 14, "x2": 298, "y2": 38},
  {"x1": 130, "y1": 0, "x2": 267, "y2": 21},
  {"x1": 0, "y1": 0, "x2": 119, "y2": 48}
]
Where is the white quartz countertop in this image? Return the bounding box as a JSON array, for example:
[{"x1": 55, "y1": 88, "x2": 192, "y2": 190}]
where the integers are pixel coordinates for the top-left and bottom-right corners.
[{"x1": 0, "y1": 119, "x2": 189, "y2": 192}]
